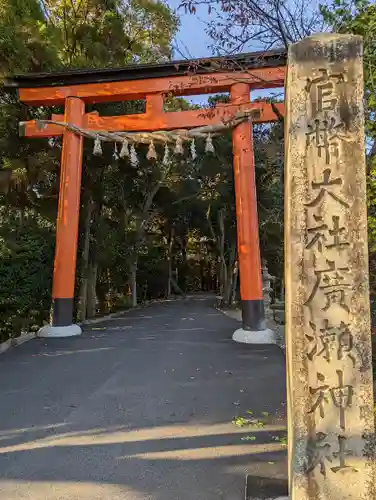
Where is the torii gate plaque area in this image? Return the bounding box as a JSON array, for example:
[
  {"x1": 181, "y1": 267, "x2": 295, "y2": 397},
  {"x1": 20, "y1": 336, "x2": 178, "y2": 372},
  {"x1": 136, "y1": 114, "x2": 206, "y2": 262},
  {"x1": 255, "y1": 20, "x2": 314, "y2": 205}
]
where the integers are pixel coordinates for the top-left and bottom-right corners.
[{"x1": 6, "y1": 51, "x2": 285, "y2": 339}]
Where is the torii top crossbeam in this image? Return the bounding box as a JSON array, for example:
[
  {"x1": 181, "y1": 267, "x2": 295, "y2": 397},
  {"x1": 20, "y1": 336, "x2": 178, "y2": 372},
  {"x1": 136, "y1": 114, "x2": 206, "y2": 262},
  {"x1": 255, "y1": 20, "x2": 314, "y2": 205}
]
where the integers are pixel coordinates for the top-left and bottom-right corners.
[
  {"x1": 6, "y1": 49, "x2": 286, "y2": 103},
  {"x1": 5, "y1": 50, "x2": 286, "y2": 339}
]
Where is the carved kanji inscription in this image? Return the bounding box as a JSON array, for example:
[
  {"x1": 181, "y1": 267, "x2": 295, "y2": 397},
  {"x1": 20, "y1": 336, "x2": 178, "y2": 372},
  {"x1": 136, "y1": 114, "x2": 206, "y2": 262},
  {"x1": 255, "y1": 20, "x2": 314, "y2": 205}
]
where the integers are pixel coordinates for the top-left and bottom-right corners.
[
  {"x1": 285, "y1": 34, "x2": 374, "y2": 499},
  {"x1": 306, "y1": 320, "x2": 356, "y2": 366},
  {"x1": 305, "y1": 169, "x2": 349, "y2": 209},
  {"x1": 306, "y1": 433, "x2": 358, "y2": 477},
  {"x1": 306, "y1": 215, "x2": 350, "y2": 252}
]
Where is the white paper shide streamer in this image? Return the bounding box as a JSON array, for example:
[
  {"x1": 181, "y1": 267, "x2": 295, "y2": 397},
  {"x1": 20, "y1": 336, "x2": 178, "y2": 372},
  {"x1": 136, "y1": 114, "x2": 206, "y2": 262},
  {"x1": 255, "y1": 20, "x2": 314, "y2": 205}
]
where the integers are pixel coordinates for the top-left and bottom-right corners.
[
  {"x1": 113, "y1": 143, "x2": 119, "y2": 160},
  {"x1": 163, "y1": 143, "x2": 170, "y2": 165},
  {"x1": 205, "y1": 134, "x2": 215, "y2": 153},
  {"x1": 190, "y1": 138, "x2": 197, "y2": 160},
  {"x1": 130, "y1": 143, "x2": 138, "y2": 167},
  {"x1": 93, "y1": 135, "x2": 103, "y2": 156},
  {"x1": 120, "y1": 139, "x2": 129, "y2": 158}
]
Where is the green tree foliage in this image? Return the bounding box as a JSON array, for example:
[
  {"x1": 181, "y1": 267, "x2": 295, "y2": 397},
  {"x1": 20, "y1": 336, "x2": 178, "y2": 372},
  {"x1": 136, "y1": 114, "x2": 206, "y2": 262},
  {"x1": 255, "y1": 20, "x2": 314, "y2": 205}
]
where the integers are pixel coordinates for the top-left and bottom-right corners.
[
  {"x1": 0, "y1": 0, "x2": 57, "y2": 75},
  {"x1": 0, "y1": 0, "x2": 179, "y2": 338},
  {"x1": 0, "y1": 0, "x2": 285, "y2": 339},
  {"x1": 0, "y1": 212, "x2": 54, "y2": 341},
  {"x1": 40, "y1": 0, "x2": 178, "y2": 68}
]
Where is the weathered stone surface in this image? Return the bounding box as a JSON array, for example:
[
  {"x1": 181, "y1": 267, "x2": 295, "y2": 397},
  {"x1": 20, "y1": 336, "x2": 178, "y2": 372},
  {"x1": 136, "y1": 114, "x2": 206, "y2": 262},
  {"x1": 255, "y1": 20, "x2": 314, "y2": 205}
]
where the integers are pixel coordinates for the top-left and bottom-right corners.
[{"x1": 285, "y1": 33, "x2": 375, "y2": 500}]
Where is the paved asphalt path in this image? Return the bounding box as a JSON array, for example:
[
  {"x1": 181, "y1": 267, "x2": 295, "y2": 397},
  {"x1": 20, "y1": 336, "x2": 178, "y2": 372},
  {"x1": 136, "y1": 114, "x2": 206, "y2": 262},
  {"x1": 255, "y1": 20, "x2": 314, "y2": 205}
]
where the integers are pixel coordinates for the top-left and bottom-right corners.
[{"x1": 0, "y1": 296, "x2": 287, "y2": 500}]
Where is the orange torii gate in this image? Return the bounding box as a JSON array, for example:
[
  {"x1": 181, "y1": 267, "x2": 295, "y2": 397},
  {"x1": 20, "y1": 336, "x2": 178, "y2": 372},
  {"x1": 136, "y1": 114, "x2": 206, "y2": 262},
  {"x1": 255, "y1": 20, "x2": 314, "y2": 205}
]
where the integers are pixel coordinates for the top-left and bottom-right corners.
[{"x1": 6, "y1": 50, "x2": 286, "y2": 341}]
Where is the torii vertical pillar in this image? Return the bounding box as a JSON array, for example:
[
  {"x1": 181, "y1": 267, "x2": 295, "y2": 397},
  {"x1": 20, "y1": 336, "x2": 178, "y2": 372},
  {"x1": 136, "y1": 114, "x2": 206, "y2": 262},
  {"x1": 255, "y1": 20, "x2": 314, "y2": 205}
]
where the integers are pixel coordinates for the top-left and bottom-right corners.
[
  {"x1": 231, "y1": 83, "x2": 274, "y2": 344},
  {"x1": 39, "y1": 97, "x2": 85, "y2": 337}
]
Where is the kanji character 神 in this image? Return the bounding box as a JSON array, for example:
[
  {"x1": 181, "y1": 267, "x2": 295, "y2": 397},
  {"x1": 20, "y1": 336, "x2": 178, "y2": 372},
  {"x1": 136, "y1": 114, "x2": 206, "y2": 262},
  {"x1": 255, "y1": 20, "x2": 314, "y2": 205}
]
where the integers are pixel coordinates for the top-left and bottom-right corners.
[{"x1": 308, "y1": 371, "x2": 353, "y2": 431}]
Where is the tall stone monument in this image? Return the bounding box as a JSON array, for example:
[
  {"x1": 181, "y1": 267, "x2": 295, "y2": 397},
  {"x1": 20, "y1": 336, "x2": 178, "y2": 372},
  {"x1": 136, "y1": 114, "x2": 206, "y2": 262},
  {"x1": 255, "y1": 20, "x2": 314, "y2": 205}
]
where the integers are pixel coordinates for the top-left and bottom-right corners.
[{"x1": 285, "y1": 34, "x2": 375, "y2": 499}]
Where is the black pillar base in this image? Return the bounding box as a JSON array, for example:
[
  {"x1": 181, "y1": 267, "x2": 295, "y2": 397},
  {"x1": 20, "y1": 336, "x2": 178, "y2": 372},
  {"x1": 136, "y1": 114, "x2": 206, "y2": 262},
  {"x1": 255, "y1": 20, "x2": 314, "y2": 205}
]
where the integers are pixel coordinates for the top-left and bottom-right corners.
[
  {"x1": 52, "y1": 298, "x2": 74, "y2": 327},
  {"x1": 241, "y1": 299, "x2": 265, "y2": 331}
]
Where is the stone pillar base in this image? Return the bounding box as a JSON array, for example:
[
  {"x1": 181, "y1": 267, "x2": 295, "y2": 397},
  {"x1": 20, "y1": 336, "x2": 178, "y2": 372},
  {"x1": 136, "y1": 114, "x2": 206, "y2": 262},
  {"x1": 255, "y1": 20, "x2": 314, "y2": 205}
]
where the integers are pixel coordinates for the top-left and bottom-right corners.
[
  {"x1": 38, "y1": 324, "x2": 82, "y2": 338},
  {"x1": 232, "y1": 328, "x2": 275, "y2": 344}
]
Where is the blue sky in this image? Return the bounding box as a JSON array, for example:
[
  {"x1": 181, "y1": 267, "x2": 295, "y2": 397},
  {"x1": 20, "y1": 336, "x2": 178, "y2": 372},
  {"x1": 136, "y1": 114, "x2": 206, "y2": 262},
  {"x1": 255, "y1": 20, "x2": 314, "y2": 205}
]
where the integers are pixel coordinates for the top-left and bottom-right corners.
[
  {"x1": 165, "y1": 0, "x2": 284, "y2": 103},
  {"x1": 166, "y1": 0, "x2": 219, "y2": 104},
  {"x1": 166, "y1": 0, "x2": 212, "y2": 59}
]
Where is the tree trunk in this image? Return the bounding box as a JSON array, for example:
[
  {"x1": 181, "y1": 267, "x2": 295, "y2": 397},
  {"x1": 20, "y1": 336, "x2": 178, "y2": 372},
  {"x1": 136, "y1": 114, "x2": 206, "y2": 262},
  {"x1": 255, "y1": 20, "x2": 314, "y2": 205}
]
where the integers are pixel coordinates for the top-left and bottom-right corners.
[
  {"x1": 131, "y1": 256, "x2": 138, "y2": 308},
  {"x1": 78, "y1": 197, "x2": 93, "y2": 322},
  {"x1": 218, "y1": 208, "x2": 226, "y2": 296},
  {"x1": 180, "y1": 230, "x2": 188, "y2": 291},
  {"x1": 223, "y1": 239, "x2": 236, "y2": 306},
  {"x1": 143, "y1": 280, "x2": 148, "y2": 302},
  {"x1": 106, "y1": 268, "x2": 112, "y2": 311},
  {"x1": 86, "y1": 197, "x2": 102, "y2": 318},
  {"x1": 167, "y1": 267, "x2": 172, "y2": 296},
  {"x1": 127, "y1": 180, "x2": 162, "y2": 306},
  {"x1": 200, "y1": 259, "x2": 205, "y2": 291},
  {"x1": 87, "y1": 261, "x2": 98, "y2": 318},
  {"x1": 167, "y1": 227, "x2": 174, "y2": 297},
  {"x1": 19, "y1": 205, "x2": 25, "y2": 226},
  {"x1": 170, "y1": 276, "x2": 185, "y2": 295},
  {"x1": 207, "y1": 206, "x2": 228, "y2": 302},
  {"x1": 230, "y1": 260, "x2": 239, "y2": 305}
]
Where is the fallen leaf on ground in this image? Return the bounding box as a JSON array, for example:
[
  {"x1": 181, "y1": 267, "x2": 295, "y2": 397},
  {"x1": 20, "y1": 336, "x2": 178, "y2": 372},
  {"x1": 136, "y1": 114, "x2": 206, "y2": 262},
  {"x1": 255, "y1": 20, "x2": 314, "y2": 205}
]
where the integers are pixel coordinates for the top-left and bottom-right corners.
[{"x1": 241, "y1": 435, "x2": 256, "y2": 441}]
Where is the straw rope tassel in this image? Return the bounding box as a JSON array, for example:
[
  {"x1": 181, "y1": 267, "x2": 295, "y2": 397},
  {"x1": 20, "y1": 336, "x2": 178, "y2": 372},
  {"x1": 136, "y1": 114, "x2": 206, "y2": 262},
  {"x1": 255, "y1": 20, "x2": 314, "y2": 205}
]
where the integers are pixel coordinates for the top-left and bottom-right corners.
[
  {"x1": 147, "y1": 140, "x2": 157, "y2": 160},
  {"x1": 174, "y1": 136, "x2": 184, "y2": 155}
]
